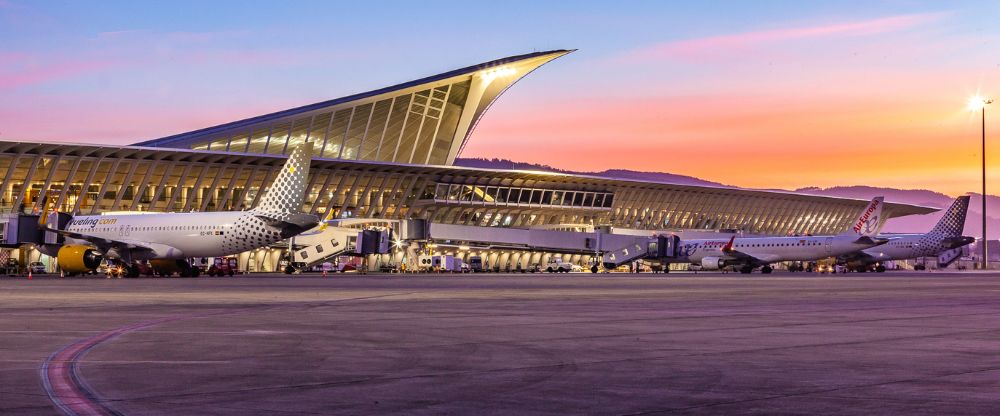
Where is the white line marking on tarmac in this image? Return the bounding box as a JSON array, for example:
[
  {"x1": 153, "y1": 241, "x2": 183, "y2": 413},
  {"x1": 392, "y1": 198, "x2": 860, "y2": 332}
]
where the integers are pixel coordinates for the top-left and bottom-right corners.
[{"x1": 6, "y1": 360, "x2": 231, "y2": 364}]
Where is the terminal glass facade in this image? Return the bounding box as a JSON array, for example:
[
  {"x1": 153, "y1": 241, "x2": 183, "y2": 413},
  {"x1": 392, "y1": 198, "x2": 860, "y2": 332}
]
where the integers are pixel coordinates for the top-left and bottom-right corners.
[{"x1": 0, "y1": 142, "x2": 933, "y2": 236}]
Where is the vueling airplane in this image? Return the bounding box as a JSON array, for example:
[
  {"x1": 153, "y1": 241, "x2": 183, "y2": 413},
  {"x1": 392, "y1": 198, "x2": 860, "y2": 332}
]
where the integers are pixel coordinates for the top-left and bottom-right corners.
[
  {"x1": 838, "y1": 196, "x2": 974, "y2": 272},
  {"x1": 679, "y1": 197, "x2": 888, "y2": 274},
  {"x1": 38, "y1": 142, "x2": 319, "y2": 277}
]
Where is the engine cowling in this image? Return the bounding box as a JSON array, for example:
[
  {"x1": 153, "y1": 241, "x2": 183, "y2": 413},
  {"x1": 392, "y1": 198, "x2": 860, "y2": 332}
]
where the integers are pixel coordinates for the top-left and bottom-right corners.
[
  {"x1": 700, "y1": 256, "x2": 724, "y2": 270},
  {"x1": 57, "y1": 245, "x2": 103, "y2": 274}
]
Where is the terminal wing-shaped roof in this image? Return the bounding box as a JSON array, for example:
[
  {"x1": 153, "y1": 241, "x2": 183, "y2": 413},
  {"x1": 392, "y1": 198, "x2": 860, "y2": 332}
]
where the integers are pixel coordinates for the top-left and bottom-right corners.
[{"x1": 133, "y1": 50, "x2": 573, "y2": 166}]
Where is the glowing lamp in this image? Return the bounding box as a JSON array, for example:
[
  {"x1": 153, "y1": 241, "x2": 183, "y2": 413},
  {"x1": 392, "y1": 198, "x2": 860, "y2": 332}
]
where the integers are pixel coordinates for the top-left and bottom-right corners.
[{"x1": 969, "y1": 95, "x2": 994, "y2": 111}]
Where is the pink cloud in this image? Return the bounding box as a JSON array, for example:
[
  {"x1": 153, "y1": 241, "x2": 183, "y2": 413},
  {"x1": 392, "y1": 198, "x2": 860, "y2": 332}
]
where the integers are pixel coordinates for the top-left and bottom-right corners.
[
  {"x1": 620, "y1": 12, "x2": 949, "y2": 63},
  {"x1": 0, "y1": 54, "x2": 115, "y2": 90},
  {"x1": 0, "y1": 95, "x2": 296, "y2": 144}
]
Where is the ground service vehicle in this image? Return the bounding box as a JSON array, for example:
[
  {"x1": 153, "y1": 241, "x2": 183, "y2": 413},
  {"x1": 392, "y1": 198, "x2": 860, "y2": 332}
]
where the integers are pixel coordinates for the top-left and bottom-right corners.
[
  {"x1": 546, "y1": 256, "x2": 573, "y2": 273},
  {"x1": 468, "y1": 256, "x2": 485, "y2": 272},
  {"x1": 433, "y1": 255, "x2": 463, "y2": 272}
]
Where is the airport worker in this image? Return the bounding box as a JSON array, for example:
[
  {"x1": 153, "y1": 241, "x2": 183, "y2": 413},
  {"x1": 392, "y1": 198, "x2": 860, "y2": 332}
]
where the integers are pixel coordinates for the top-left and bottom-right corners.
[{"x1": 322, "y1": 261, "x2": 333, "y2": 277}]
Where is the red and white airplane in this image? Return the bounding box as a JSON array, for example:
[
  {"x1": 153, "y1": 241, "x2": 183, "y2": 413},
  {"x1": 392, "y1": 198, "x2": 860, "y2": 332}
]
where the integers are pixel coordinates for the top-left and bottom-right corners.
[{"x1": 675, "y1": 197, "x2": 888, "y2": 273}]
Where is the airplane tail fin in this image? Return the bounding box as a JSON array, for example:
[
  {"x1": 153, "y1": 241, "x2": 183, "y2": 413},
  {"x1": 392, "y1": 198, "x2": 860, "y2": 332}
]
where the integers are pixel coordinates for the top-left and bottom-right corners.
[
  {"x1": 847, "y1": 197, "x2": 884, "y2": 237},
  {"x1": 929, "y1": 195, "x2": 970, "y2": 237},
  {"x1": 253, "y1": 142, "x2": 313, "y2": 214}
]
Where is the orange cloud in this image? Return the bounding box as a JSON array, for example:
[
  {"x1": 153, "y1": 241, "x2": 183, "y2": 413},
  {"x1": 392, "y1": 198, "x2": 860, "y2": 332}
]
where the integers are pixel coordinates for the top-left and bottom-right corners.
[{"x1": 465, "y1": 90, "x2": 995, "y2": 196}]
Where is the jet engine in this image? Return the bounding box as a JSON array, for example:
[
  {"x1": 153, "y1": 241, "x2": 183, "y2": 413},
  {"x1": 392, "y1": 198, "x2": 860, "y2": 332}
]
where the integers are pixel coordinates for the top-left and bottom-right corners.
[
  {"x1": 57, "y1": 245, "x2": 103, "y2": 275},
  {"x1": 700, "y1": 256, "x2": 724, "y2": 270}
]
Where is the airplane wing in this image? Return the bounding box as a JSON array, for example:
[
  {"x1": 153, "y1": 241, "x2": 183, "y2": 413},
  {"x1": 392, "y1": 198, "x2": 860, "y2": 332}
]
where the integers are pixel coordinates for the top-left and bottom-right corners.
[{"x1": 48, "y1": 229, "x2": 157, "y2": 255}]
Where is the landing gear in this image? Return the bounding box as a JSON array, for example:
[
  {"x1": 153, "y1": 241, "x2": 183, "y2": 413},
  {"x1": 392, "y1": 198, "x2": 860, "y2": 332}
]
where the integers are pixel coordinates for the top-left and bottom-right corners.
[
  {"x1": 740, "y1": 265, "x2": 753, "y2": 274},
  {"x1": 125, "y1": 264, "x2": 140, "y2": 278},
  {"x1": 761, "y1": 265, "x2": 773, "y2": 274},
  {"x1": 284, "y1": 265, "x2": 296, "y2": 274},
  {"x1": 179, "y1": 261, "x2": 200, "y2": 277},
  {"x1": 855, "y1": 266, "x2": 867, "y2": 273},
  {"x1": 591, "y1": 265, "x2": 599, "y2": 273},
  {"x1": 875, "y1": 265, "x2": 886, "y2": 273}
]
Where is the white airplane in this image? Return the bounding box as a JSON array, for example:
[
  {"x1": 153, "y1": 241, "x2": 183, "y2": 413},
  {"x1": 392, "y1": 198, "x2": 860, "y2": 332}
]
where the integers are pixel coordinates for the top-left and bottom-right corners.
[
  {"x1": 677, "y1": 197, "x2": 888, "y2": 274},
  {"x1": 38, "y1": 142, "x2": 319, "y2": 277},
  {"x1": 838, "y1": 196, "x2": 974, "y2": 272}
]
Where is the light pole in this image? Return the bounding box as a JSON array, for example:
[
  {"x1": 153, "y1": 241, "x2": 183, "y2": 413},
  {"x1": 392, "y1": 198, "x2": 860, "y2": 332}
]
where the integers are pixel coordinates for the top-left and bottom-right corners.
[{"x1": 970, "y1": 96, "x2": 994, "y2": 269}]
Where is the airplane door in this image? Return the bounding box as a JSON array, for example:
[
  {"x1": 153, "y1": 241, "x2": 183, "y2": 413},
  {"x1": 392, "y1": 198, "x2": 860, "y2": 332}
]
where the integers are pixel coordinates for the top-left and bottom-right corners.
[{"x1": 825, "y1": 237, "x2": 833, "y2": 255}]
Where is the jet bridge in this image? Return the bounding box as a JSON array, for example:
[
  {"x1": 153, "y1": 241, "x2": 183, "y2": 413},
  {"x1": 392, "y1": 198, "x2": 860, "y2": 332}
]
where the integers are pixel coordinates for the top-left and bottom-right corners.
[{"x1": 285, "y1": 218, "x2": 683, "y2": 272}]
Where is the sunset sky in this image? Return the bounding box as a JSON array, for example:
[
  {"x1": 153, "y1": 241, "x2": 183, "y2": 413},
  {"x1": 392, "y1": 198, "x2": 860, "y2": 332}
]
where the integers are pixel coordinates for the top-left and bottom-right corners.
[{"x1": 1, "y1": 1, "x2": 998, "y2": 196}]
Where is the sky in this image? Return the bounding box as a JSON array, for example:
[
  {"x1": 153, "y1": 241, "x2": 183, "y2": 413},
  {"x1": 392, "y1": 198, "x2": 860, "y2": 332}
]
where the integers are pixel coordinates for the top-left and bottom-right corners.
[{"x1": 1, "y1": 1, "x2": 998, "y2": 196}]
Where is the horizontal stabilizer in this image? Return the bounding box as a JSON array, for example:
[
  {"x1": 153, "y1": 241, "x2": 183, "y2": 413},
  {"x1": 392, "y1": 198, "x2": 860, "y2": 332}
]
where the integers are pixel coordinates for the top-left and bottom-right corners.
[
  {"x1": 254, "y1": 212, "x2": 320, "y2": 230},
  {"x1": 941, "y1": 236, "x2": 975, "y2": 249}
]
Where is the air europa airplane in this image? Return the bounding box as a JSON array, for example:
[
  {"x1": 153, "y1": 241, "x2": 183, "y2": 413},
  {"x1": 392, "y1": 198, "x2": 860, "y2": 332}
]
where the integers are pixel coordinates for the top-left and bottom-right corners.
[
  {"x1": 38, "y1": 142, "x2": 319, "y2": 277},
  {"x1": 676, "y1": 197, "x2": 889, "y2": 274}
]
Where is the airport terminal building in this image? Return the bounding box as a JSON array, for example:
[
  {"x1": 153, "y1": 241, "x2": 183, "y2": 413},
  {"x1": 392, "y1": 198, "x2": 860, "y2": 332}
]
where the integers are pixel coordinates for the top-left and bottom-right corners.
[{"x1": 0, "y1": 50, "x2": 935, "y2": 271}]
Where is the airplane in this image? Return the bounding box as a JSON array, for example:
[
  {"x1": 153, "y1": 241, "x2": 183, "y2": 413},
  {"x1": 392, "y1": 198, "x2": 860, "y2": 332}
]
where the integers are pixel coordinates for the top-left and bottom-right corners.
[
  {"x1": 676, "y1": 197, "x2": 889, "y2": 274},
  {"x1": 838, "y1": 195, "x2": 974, "y2": 272},
  {"x1": 37, "y1": 142, "x2": 319, "y2": 277}
]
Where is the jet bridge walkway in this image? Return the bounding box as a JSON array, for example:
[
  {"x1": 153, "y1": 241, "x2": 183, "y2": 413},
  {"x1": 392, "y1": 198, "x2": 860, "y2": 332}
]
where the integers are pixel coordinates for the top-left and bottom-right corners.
[{"x1": 286, "y1": 218, "x2": 682, "y2": 272}]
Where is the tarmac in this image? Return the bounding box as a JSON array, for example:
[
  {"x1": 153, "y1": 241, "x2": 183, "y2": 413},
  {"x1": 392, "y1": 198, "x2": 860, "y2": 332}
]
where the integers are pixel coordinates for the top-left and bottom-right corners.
[{"x1": 3, "y1": 271, "x2": 1000, "y2": 415}]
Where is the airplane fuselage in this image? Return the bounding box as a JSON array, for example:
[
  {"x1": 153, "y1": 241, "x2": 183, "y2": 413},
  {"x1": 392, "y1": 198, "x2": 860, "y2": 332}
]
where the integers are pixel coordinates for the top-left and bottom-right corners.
[
  {"x1": 62, "y1": 211, "x2": 283, "y2": 260},
  {"x1": 680, "y1": 234, "x2": 878, "y2": 265},
  {"x1": 856, "y1": 233, "x2": 973, "y2": 263}
]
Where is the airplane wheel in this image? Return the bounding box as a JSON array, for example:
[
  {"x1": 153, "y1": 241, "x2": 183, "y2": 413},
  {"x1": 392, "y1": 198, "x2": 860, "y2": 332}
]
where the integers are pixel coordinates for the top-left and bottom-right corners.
[
  {"x1": 761, "y1": 266, "x2": 773, "y2": 274},
  {"x1": 740, "y1": 266, "x2": 753, "y2": 274},
  {"x1": 855, "y1": 266, "x2": 867, "y2": 273},
  {"x1": 875, "y1": 265, "x2": 886, "y2": 273},
  {"x1": 591, "y1": 265, "x2": 599, "y2": 273},
  {"x1": 284, "y1": 265, "x2": 295, "y2": 274}
]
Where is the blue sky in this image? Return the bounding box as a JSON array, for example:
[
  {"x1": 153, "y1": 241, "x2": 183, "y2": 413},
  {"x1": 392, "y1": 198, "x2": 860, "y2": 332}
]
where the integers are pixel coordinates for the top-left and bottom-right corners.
[{"x1": 2, "y1": 1, "x2": 998, "y2": 194}]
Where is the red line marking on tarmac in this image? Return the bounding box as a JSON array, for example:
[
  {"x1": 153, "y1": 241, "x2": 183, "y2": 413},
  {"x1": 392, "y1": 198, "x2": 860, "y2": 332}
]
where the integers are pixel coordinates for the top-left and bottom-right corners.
[{"x1": 40, "y1": 316, "x2": 184, "y2": 416}]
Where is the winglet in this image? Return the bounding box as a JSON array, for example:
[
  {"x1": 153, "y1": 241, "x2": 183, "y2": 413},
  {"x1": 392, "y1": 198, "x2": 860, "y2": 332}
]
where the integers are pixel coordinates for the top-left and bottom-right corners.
[
  {"x1": 317, "y1": 209, "x2": 335, "y2": 231},
  {"x1": 38, "y1": 203, "x2": 55, "y2": 229},
  {"x1": 722, "y1": 235, "x2": 735, "y2": 252}
]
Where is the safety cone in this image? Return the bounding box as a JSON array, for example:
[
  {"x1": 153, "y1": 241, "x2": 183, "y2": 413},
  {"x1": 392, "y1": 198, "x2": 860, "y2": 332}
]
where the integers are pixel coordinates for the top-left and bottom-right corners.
[
  {"x1": 60, "y1": 270, "x2": 64, "y2": 278},
  {"x1": 27, "y1": 270, "x2": 32, "y2": 280}
]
